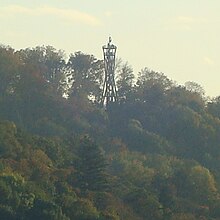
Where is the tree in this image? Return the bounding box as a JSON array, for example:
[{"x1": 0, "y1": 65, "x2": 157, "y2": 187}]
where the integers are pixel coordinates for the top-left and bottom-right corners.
[
  {"x1": 0, "y1": 45, "x2": 21, "y2": 97},
  {"x1": 26, "y1": 199, "x2": 69, "y2": 220},
  {"x1": 168, "y1": 85, "x2": 205, "y2": 112},
  {"x1": 188, "y1": 165, "x2": 217, "y2": 203},
  {"x1": 76, "y1": 136, "x2": 109, "y2": 192},
  {"x1": 0, "y1": 121, "x2": 22, "y2": 158},
  {"x1": 184, "y1": 81, "x2": 205, "y2": 96},
  {"x1": 136, "y1": 68, "x2": 173, "y2": 91},
  {"x1": 125, "y1": 190, "x2": 163, "y2": 220},
  {"x1": 134, "y1": 68, "x2": 173, "y2": 111},
  {"x1": 116, "y1": 62, "x2": 135, "y2": 103},
  {"x1": 64, "y1": 198, "x2": 100, "y2": 220},
  {"x1": 68, "y1": 52, "x2": 104, "y2": 102},
  {"x1": 18, "y1": 46, "x2": 67, "y2": 96},
  {"x1": 207, "y1": 96, "x2": 220, "y2": 119}
]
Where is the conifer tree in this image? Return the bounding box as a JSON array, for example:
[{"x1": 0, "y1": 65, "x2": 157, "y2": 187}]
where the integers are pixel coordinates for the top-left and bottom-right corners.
[{"x1": 77, "y1": 136, "x2": 109, "y2": 192}]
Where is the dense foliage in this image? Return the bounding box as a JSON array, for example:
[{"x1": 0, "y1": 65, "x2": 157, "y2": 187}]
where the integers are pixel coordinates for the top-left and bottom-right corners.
[{"x1": 0, "y1": 44, "x2": 220, "y2": 219}]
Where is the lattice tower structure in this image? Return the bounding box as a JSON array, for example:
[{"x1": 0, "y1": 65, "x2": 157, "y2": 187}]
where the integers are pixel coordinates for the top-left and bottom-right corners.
[{"x1": 101, "y1": 37, "x2": 118, "y2": 107}]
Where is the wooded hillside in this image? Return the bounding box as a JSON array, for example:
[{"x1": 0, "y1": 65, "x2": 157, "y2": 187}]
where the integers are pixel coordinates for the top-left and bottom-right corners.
[{"x1": 0, "y1": 45, "x2": 220, "y2": 219}]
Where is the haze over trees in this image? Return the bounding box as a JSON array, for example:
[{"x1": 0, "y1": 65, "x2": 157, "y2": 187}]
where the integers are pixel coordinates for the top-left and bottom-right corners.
[{"x1": 1, "y1": 44, "x2": 220, "y2": 219}]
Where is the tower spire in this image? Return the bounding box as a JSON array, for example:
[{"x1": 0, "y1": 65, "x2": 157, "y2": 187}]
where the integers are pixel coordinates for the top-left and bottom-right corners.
[{"x1": 101, "y1": 37, "x2": 118, "y2": 107}]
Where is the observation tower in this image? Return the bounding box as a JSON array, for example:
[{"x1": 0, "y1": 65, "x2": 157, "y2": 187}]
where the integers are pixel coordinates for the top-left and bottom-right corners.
[{"x1": 101, "y1": 37, "x2": 118, "y2": 107}]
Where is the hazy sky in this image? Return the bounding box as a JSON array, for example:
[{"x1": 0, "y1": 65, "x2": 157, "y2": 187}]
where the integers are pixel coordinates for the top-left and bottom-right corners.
[{"x1": 0, "y1": 0, "x2": 220, "y2": 97}]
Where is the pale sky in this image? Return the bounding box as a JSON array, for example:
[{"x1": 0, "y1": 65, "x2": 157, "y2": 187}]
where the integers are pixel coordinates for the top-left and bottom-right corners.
[{"x1": 0, "y1": 0, "x2": 220, "y2": 97}]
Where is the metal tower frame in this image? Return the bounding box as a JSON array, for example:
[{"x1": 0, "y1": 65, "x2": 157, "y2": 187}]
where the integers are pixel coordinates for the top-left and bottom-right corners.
[{"x1": 101, "y1": 37, "x2": 118, "y2": 107}]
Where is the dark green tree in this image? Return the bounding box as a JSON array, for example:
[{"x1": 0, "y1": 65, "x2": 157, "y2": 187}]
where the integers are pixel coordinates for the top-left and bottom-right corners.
[
  {"x1": 0, "y1": 45, "x2": 21, "y2": 97},
  {"x1": 116, "y1": 62, "x2": 135, "y2": 103},
  {"x1": 76, "y1": 136, "x2": 109, "y2": 192},
  {"x1": 26, "y1": 199, "x2": 69, "y2": 220},
  {"x1": 136, "y1": 68, "x2": 173, "y2": 91},
  {"x1": 168, "y1": 86, "x2": 205, "y2": 112},
  {"x1": 207, "y1": 96, "x2": 220, "y2": 119},
  {"x1": 68, "y1": 52, "x2": 104, "y2": 102}
]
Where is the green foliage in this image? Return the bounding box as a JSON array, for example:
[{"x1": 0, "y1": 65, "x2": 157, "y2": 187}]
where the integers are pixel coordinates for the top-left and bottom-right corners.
[
  {"x1": 1, "y1": 44, "x2": 220, "y2": 219},
  {"x1": 68, "y1": 198, "x2": 100, "y2": 220},
  {"x1": 125, "y1": 189, "x2": 163, "y2": 220},
  {"x1": 0, "y1": 205, "x2": 16, "y2": 220},
  {"x1": 34, "y1": 118, "x2": 67, "y2": 137},
  {"x1": 0, "y1": 46, "x2": 21, "y2": 96},
  {"x1": 168, "y1": 85, "x2": 205, "y2": 111},
  {"x1": 208, "y1": 96, "x2": 220, "y2": 119},
  {"x1": 137, "y1": 68, "x2": 173, "y2": 91},
  {"x1": 188, "y1": 165, "x2": 217, "y2": 203},
  {"x1": 68, "y1": 51, "x2": 104, "y2": 102},
  {"x1": 0, "y1": 121, "x2": 22, "y2": 158},
  {"x1": 127, "y1": 119, "x2": 171, "y2": 154},
  {"x1": 170, "y1": 213, "x2": 197, "y2": 220},
  {"x1": 18, "y1": 45, "x2": 67, "y2": 96},
  {"x1": 27, "y1": 199, "x2": 69, "y2": 220},
  {"x1": 116, "y1": 61, "x2": 135, "y2": 102},
  {"x1": 76, "y1": 136, "x2": 109, "y2": 192}
]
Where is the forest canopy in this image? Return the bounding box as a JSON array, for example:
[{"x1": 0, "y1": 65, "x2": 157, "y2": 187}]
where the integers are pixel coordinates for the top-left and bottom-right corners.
[{"x1": 0, "y1": 44, "x2": 220, "y2": 219}]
